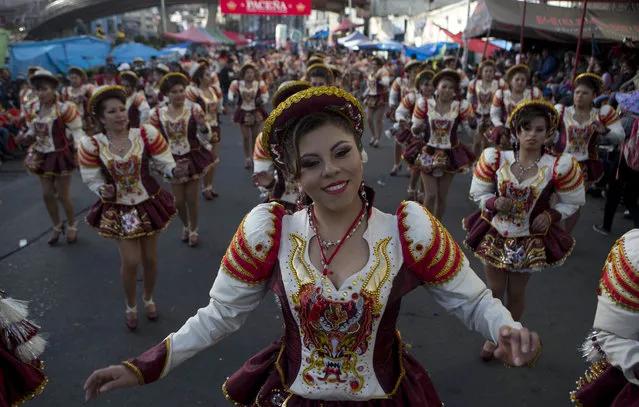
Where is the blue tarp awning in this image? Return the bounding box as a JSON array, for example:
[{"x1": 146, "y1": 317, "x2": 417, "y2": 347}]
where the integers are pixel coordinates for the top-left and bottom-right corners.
[
  {"x1": 9, "y1": 36, "x2": 111, "y2": 79},
  {"x1": 337, "y1": 31, "x2": 368, "y2": 45},
  {"x1": 357, "y1": 40, "x2": 403, "y2": 52},
  {"x1": 111, "y1": 42, "x2": 160, "y2": 65},
  {"x1": 404, "y1": 42, "x2": 459, "y2": 61},
  {"x1": 158, "y1": 42, "x2": 193, "y2": 58},
  {"x1": 312, "y1": 28, "x2": 329, "y2": 39}
]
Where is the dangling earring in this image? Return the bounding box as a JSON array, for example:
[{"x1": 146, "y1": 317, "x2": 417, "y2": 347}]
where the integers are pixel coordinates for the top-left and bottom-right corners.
[
  {"x1": 296, "y1": 190, "x2": 306, "y2": 212},
  {"x1": 359, "y1": 180, "x2": 366, "y2": 199}
]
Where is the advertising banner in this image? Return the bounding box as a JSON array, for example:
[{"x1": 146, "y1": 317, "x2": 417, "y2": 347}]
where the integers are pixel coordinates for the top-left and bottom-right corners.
[{"x1": 221, "y1": 0, "x2": 312, "y2": 15}]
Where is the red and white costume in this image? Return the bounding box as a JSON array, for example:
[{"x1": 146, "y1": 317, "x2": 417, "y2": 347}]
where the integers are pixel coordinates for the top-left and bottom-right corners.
[
  {"x1": 126, "y1": 91, "x2": 150, "y2": 129},
  {"x1": 553, "y1": 104, "x2": 625, "y2": 185},
  {"x1": 60, "y1": 84, "x2": 95, "y2": 124},
  {"x1": 394, "y1": 92, "x2": 426, "y2": 169},
  {"x1": 464, "y1": 148, "x2": 586, "y2": 272},
  {"x1": 116, "y1": 199, "x2": 523, "y2": 405},
  {"x1": 228, "y1": 80, "x2": 269, "y2": 126},
  {"x1": 412, "y1": 98, "x2": 477, "y2": 174},
  {"x1": 19, "y1": 88, "x2": 38, "y2": 120},
  {"x1": 363, "y1": 67, "x2": 390, "y2": 109},
  {"x1": 466, "y1": 78, "x2": 506, "y2": 140},
  {"x1": 571, "y1": 229, "x2": 639, "y2": 406},
  {"x1": 489, "y1": 88, "x2": 542, "y2": 144},
  {"x1": 149, "y1": 102, "x2": 215, "y2": 183},
  {"x1": 22, "y1": 100, "x2": 85, "y2": 177},
  {"x1": 186, "y1": 85, "x2": 222, "y2": 145},
  {"x1": 253, "y1": 132, "x2": 297, "y2": 212},
  {"x1": 79, "y1": 125, "x2": 177, "y2": 239}
]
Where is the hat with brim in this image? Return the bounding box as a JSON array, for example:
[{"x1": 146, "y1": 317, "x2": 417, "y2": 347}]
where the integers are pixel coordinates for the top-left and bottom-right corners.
[
  {"x1": 88, "y1": 85, "x2": 127, "y2": 117},
  {"x1": 28, "y1": 66, "x2": 43, "y2": 76},
  {"x1": 239, "y1": 63, "x2": 257, "y2": 78},
  {"x1": 262, "y1": 86, "x2": 364, "y2": 171},
  {"x1": 328, "y1": 65, "x2": 341, "y2": 78},
  {"x1": 30, "y1": 69, "x2": 60, "y2": 87},
  {"x1": 67, "y1": 66, "x2": 87, "y2": 81},
  {"x1": 196, "y1": 57, "x2": 210, "y2": 67},
  {"x1": 307, "y1": 56, "x2": 324, "y2": 66},
  {"x1": 505, "y1": 64, "x2": 531, "y2": 84},
  {"x1": 432, "y1": 69, "x2": 461, "y2": 88},
  {"x1": 404, "y1": 60, "x2": 422, "y2": 73},
  {"x1": 371, "y1": 56, "x2": 385, "y2": 66},
  {"x1": 477, "y1": 59, "x2": 496, "y2": 74},
  {"x1": 133, "y1": 57, "x2": 145, "y2": 64},
  {"x1": 415, "y1": 69, "x2": 435, "y2": 87},
  {"x1": 507, "y1": 99, "x2": 559, "y2": 135},
  {"x1": 573, "y1": 73, "x2": 604, "y2": 95},
  {"x1": 156, "y1": 64, "x2": 171, "y2": 75},
  {"x1": 189, "y1": 62, "x2": 208, "y2": 81},
  {"x1": 159, "y1": 72, "x2": 189, "y2": 94},
  {"x1": 272, "y1": 81, "x2": 311, "y2": 109},
  {"x1": 119, "y1": 70, "x2": 139, "y2": 86},
  {"x1": 305, "y1": 63, "x2": 334, "y2": 84}
]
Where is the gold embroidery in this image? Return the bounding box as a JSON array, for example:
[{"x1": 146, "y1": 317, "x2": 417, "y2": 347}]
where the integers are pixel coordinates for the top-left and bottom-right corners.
[{"x1": 288, "y1": 233, "x2": 315, "y2": 288}]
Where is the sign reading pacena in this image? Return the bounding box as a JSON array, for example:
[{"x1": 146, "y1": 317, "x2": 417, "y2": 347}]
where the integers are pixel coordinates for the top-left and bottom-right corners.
[{"x1": 221, "y1": 0, "x2": 311, "y2": 15}]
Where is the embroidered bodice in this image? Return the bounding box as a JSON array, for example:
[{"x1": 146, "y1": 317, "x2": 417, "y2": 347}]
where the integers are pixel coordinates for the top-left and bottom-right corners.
[
  {"x1": 389, "y1": 77, "x2": 410, "y2": 107},
  {"x1": 470, "y1": 148, "x2": 585, "y2": 238},
  {"x1": 61, "y1": 84, "x2": 95, "y2": 118},
  {"x1": 412, "y1": 99, "x2": 474, "y2": 149},
  {"x1": 186, "y1": 85, "x2": 220, "y2": 127},
  {"x1": 366, "y1": 68, "x2": 390, "y2": 96},
  {"x1": 149, "y1": 102, "x2": 212, "y2": 156},
  {"x1": 20, "y1": 88, "x2": 37, "y2": 118},
  {"x1": 24, "y1": 101, "x2": 85, "y2": 152},
  {"x1": 490, "y1": 88, "x2": 541, "y2": 127},
  {"x1": 228, "y1": 80, "x2": 269, "y2": 111},
  {"x1": 467, "y1": 78, "x2": 505, "y2": 115},
  {"x1": 123, "y1": 201, "x2": 523, "y2": 401},
  {"x1": 78, "y1": 125, "x2": 175, "y2": 206},
  {"x1": 554, "y1": 105, "x2": 624, "y2": 161}
]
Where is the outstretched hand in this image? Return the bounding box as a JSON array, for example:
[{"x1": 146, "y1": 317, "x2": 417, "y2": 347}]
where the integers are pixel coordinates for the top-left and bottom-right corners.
[
  {"x1": 493, "y1": 326, "x2": 541, "y2": 367},
  {"x1": 84, "y1": 365, "x2": 139, "y2": 402}
]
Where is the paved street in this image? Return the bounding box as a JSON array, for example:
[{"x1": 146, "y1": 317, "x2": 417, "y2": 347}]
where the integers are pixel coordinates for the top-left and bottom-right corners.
[{"x1": 0, "y1": 117, "x2": 635, "y2": 407}]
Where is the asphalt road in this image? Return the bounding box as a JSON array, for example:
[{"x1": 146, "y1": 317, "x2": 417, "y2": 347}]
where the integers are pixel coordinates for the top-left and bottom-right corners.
[{"x1": 0, "y1": 116, "x2": 635, "y2": 407}]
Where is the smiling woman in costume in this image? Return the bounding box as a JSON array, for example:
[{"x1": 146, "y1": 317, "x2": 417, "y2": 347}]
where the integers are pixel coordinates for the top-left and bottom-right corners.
[
  {"x1": 84, "y1": 86, "x2": 541, "y2": 406},
  {"x1": 463, "y1": 100, "x2": 585, "y2": 362},
  {"x1": 78, "y1": 85, "x2": 188, "y2": 330}
]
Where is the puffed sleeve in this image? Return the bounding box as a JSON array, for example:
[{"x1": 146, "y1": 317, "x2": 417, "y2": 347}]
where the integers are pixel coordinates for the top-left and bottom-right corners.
[
  {"x1": 459, "y1": 100, "x2": 477, "y2": 130},
  {"x1": 148, "y1": 106, "x2": 161, "y2": 130},
  {"x1": 122, "y1": 203, "x2": 286, "y2": 385},
  {"x1": 469, "y1": 147, "x2": 501, "y2": 210},
  {"x1": 140, "y1": 124, "x2": 175, "y2": 178},
  {"x1": 253, "y1": 132, "x2": 274, "y2": 174},
  {"x1": 389, "y1": 78, "x2": 402, "y2": 107},
  {"x1": 598, "y1": 105, "x2": 625, "y2": 146},
  {"x1": 136, "y1": 93, "x2": 150, "y2": 126},
  {"x1": 258, "y1": 80, "x2": 269, "y2": 105},
  {"x1": 548, "y1": 153, "x2": 586, "y2": 221},
  {"x1": 60, "y1": 102, "x2": 86, "y2": 146},
  {"x1": 490, "y1": 89, "x2": 505, "y2": 127},
  {"x1": 395, "y1": 93, "x2": 415, "y2": 124},
  {"x1": 227, "y1": 80, "x2": 239, "y2": 103},
  {"x1": 411, "y1": 95, "x2": 428, "y2": 132},
  {"x1": 78, "y1": 136, "x2": 106, "y2": 196},
  {"x1": 466, "y1": 79, "x2": 477, "y2": 108},
  {"x1": 397, "y1": 201, "x2": 522, "y2": 343},
  {"x1": 378, "y1": 69, "x2": 391, "y2": 88}
]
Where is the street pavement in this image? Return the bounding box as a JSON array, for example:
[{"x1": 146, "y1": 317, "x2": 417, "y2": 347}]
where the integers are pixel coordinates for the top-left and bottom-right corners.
[{"x1": 0, "y1": 116, "x2": 636, "y2": 407}]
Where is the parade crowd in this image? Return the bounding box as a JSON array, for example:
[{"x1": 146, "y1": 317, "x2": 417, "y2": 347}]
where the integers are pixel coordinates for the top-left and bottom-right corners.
[{"x1": 0, "y1": 40, "x2": 638, "y2": 407}]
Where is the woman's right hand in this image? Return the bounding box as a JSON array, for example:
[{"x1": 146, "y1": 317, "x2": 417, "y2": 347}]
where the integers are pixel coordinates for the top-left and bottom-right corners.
[
  {"x1": 99, "y1": 184, "x2": 116, "y2": 200},
  {"x1": 84, "y1": 364, "x2": 139, "y2": 402},
  {"x1": 252, "y1": 171, "x2": 275, "y2": 188},
  {"x1": 494, "y1": 197, "x2": 513, "y2": 214}
]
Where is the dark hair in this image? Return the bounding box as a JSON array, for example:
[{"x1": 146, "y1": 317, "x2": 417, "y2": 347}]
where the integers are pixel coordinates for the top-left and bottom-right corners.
[
  {"x1": 515, "y1": 106, "x2": 552, "y2": 135},
  {"x1": 160, "y1": 75, "x2": 188, "y2": 94},
  {"x1": 284, "y1": 111, "x2": 361, "y2": 178},
  {"x1": 307, "y1": 66, "x2": 331, "y2": 82},
  {"x1": 31, "y1": 77, "x2": 58, "y2": 90},
  {"x1": 96, "y1": 93, "x2": 127, "y2": 119},
  {"x1": 192, "y1": 67, "x2": 206, "y2": 86}
]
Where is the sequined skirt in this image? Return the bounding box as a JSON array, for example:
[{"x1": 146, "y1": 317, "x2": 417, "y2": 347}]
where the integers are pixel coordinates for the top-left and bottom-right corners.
[
  {"x1": 223, "y1": 338, "x2": 443, "y2": 407},
  {"x1": 24, "y1": 145, "x2": 77, "y2": 177},
  {"x1": 417, "y1": 144, "x2": 476, "y2": 175},
  {"x1": 402, "y1": 140, "x2": 425, "y2": 169},
  {"x1": 85, "y1": 189, "x2": 176, "y2": 240},
  {"x1": 463, "y1": 210, "x2": 575, "y2": 272},
  {"x1": 571, "y1": 360, "x2": 639, "y2": 407},
  {"x1": 165, "y1": 149, "x2": 215, "y2": 184},
  {"x1": 0, "y1": 342, "x2": 47, "y2": 407},
  {"x1": 364, "y1": 94, "x2": 387, "y2": 110}
]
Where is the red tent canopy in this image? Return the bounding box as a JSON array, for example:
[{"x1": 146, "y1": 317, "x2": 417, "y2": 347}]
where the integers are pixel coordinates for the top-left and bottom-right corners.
[
  {"x1": 222, "y1": 30, "x2": 250, "y2": 46},
  {"x1": 164, "y1": 27, "x2": 218, "y2": 44},
  {"x1": 434, "y1": 24, "x2": 504, "y2": 56},
  {"x1": 331, "y1": 19, "x2": 364, "y2": 33}
]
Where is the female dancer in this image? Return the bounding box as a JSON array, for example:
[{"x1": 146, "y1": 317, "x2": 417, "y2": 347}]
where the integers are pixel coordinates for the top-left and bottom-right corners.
[
  {"x1": 252, "y1": 81, "x2": 311, "y2": 212},
  {"x1": 149, "y1": 73, "x2": 215, "y2": 247},
  {"x1": 19, "y1": 67, "x2": 41, "y2": 121},
  {"x1": 553, "y1": 73, "x2": 625, "y2": 234},
  {"x1": 85, "y1": 86, "x2": 541, "y2": 406},
  {"x1": 228, "y1": 63, "x2": 269, "y2": 169},
  {"x1": 466, "y1": 60, "x2": 506, "y2": 157},
  {"x1": 60, "y1": 66, "x2": 95, "y2": 130},
  {"x1": 78, "y1": 85, "x2": 188, "y2": 330},
  {"x1": 464, "y1": 100, "x2": 585, "y2": 362},
  {"x1": 119, "y1": 70, "x2": 150, "y2": 129},
  {"x1": 570, "y1": 228, "x2": 639, "y2": 406},
  {"x1": 395, "y1": 69, "x2": 435, "y2": 201},
  {"x1": 15, "y1": 69, "x2": 85, "y2": 244},
  {"x1": 329, "y1": 65, "x2": 342, "y2": 88},
  {"x1": 412, "y1": 69, "x2": 477, "y2": 220},
  {"x1": 490, "y1": 64, "x2": 541, "y2": 149},
  {"x1": 186, "y1": 62, "x2": 222, "y2": 200},
  {"x1": 388, "y1": 60, "x2": 422, "y2": 176},
  {"x1": 364, "y1": 56, "x2": 390, "y2": 147},
  {"x1": 144, "y1": 64, "x2": 170, "y2": 108},
  {"x1": 304, "y1": 63, "x2": 334, "y2": 87}
]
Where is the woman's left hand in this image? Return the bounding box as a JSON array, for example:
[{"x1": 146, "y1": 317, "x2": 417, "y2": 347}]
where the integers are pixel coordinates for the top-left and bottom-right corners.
[
  {"x1": 530, "y1": 212, "x2": 551, "y2": 233},
  {"x1": 194, "y1": 109, "x2": 207, "y2": 127},
  {"x1": 591, "y1": 120, "x2": 607, "y2": 134},
  {"x1": 494, "y1": 326, "x2": 541, "y2": 367}
]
